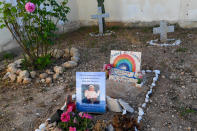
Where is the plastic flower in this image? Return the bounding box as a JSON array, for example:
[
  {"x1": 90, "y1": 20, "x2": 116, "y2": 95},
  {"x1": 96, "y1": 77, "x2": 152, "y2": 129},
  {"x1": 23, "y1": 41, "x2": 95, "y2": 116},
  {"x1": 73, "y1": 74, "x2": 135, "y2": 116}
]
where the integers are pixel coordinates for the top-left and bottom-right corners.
[
  {"x1": 67, "y1": 102, "x2": 76, "y2": 112},
  {"x1": 69, "y1": 127, "x2": 76, "y2": 131},
  {"x1": 79, "y1": 112, "x2": 83, "y2": 117},
  {"x1": 25, "y1": 2, "x2": 36, "y2": 13},
  {"x1": 103, "y1": 64, "x2": 113, "y2": 71},
  {"x1": 83, "y1": 113, "x2": 92, "y2": 119},
  {"x1": 61, "y1": 112, "x2": 70, "y2": 122}
]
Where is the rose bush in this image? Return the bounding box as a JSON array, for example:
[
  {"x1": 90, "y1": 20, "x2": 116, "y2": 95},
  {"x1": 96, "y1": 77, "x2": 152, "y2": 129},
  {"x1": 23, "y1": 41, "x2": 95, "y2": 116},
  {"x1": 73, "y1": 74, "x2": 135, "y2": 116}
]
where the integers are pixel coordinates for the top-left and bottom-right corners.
[{"x1": 0, "y1": 0, "x2": 70, "y2": 70}]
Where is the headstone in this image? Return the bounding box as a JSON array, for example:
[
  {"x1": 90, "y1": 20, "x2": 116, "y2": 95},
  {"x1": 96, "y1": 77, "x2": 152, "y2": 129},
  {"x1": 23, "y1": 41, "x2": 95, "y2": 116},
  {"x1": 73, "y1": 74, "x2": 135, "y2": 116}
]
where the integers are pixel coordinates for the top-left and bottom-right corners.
[
  {"x1": 109, "y1": 50, "x2": 141, "y2": 83},
  {"x1": 153, "y1": 21, "x2": 174, "y2": 43},
  {"x1": 91, "y1": 7, "x2": 109, "y2": 34}
]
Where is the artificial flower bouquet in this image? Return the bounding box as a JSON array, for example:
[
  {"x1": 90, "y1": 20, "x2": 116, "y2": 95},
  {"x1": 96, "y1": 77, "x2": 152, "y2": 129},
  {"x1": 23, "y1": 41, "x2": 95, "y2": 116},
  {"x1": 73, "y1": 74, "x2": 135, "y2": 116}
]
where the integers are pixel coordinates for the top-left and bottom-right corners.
[{"x1": 58, "y1": 102, "x2": 93, "y2": 131}]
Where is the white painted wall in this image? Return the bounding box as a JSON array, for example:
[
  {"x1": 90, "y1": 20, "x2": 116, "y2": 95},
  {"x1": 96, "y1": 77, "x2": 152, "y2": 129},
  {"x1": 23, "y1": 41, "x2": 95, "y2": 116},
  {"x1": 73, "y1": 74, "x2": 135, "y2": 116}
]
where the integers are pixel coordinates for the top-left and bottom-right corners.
[{"x1": 1, "y1": 0, "x2": 197, "y2": 52}]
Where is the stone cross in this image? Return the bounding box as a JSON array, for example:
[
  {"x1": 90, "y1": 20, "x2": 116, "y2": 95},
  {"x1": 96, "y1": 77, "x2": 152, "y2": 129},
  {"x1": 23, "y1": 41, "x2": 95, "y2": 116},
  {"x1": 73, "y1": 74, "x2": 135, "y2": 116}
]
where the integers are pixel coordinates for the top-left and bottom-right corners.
[
  {"x1": 91, "y1": 7, "x2": 109, "y2": 34},
  {"x1": 153, "y1": 21, "x2": 174, "y2": 43}
]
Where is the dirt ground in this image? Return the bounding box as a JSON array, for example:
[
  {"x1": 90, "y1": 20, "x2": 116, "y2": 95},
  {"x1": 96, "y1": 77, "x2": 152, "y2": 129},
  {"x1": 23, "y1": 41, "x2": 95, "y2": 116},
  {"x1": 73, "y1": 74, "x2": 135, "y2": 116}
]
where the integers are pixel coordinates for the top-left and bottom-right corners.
[{"x1": 0, "y1": 26, "x2": 197, "y2": 131}]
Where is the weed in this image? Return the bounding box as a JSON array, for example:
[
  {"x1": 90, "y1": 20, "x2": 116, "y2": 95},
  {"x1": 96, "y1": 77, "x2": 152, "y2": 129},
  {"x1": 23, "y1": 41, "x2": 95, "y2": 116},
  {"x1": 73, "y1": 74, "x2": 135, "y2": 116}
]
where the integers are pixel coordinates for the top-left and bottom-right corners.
[
  {"x1": 176, "y1": 48, "x2": 188, "y2": 52},
  {"x1": 180, "y1": 107, "x2": 197, "y2": 117}
]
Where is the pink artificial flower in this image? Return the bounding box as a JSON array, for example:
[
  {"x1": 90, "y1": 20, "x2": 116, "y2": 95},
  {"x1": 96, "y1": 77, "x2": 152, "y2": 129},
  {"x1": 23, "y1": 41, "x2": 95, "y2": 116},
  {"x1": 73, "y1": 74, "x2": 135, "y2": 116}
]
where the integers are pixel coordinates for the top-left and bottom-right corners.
[
  {"x1": 79, "y1": 112, "x2": 83, "y2": 117},
  {"x1": 25, "y1": 2, "x2": 36, "y2": 13},
  {"x1": 67, "y1": 102, "x2": 76, "y2": 112},
  {"x1": 61, "y1": 112, "x2": 70, "y2": 122},
  {"x1": 82, "y1": 113, "x2": 92, "y2": 119},
  {"x1": 73, "y1": 117, "x2": 77, "y2": 123},
  {"x1": 103, "y1": 64, "x2": 113, "y2": 71},
  {"x1": 69, "y1": 127, "x2": 76, "y2": 131}
]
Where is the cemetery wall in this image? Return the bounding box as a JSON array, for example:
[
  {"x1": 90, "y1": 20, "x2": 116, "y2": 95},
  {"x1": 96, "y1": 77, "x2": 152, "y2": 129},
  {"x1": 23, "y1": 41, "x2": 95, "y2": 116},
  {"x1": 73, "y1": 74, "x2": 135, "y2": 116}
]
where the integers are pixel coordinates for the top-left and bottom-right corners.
[{"x1": 1, "y1": 0, "x2": 197, "y2": 53}]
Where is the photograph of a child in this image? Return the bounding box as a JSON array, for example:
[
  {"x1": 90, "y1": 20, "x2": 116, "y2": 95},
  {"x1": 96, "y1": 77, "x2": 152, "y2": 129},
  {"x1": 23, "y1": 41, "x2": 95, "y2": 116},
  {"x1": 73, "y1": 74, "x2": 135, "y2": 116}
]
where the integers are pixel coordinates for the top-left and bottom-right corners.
[{"x1": 82, "y1": 84, "x2": 100, "y2": 104}]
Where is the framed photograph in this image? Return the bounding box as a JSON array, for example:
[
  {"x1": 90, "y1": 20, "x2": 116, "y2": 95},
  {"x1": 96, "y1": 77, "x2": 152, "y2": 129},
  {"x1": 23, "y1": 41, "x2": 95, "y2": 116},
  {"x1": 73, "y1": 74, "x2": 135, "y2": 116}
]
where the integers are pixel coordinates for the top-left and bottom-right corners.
[{"x1": 76, "y1": 72, "x2": 106, "y2": 113}]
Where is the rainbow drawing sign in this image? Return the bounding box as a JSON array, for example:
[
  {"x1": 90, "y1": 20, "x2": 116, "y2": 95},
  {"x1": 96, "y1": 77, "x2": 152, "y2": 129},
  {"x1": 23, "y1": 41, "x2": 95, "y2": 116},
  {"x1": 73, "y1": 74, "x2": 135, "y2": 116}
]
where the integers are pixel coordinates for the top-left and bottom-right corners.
[{"x1": 109, "y1": 50, "x2": 141, "y2": 83}]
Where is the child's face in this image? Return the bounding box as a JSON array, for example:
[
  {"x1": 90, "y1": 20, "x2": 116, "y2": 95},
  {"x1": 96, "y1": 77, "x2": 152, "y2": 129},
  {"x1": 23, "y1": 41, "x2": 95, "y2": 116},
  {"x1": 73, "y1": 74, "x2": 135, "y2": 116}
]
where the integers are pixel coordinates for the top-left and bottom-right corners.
[{"x1": 89, "y1": 86, "x2": 95, "y2": 91}]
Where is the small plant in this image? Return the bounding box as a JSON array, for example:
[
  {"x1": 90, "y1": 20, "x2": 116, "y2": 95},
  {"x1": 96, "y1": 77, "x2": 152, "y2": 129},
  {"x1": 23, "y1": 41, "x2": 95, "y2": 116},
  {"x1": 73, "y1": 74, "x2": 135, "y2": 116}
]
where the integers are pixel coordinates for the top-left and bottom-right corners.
[
  {"x1": 180, "y1": 107, "x2": 197, "y2": 117},
  {"x1": 3, "y1": 52, "x2": 14, "y2": 60},
  {"x1": 176, "y1": 48, "x2": 188, "y2": 52},
  {"x1": 137, "y1": 78, "x2": 142, "y2": 84},
  {"x1": 58, "y1": 104, "x2": 93, "y2": 131}
]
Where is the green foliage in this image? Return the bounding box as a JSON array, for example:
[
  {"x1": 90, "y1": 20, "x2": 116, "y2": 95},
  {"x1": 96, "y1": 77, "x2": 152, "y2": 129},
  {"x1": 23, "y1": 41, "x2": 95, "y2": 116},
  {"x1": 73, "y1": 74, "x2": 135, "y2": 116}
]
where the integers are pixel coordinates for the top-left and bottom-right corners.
[
  {"x1": 21, "y1": 54, "x2": 52, "y2": 70},
  {"x1": 137, "y1": 78, "x2": 142, "y2": 84},
  {"x1": 0, "y1": 0, "x2": 70, "y2": 69},
  {"x1": 35, "y1": 54, "x2": 52, "y2": 70},
  {"x1": 180, "y1": 107, "x2": 197, "y2": 117},
  {"x1": 175, "y1": 48, "x2": 188, "y2": 52},
  {"x1": 3, "y1": 52, "x2": 14, "y2": 60}
]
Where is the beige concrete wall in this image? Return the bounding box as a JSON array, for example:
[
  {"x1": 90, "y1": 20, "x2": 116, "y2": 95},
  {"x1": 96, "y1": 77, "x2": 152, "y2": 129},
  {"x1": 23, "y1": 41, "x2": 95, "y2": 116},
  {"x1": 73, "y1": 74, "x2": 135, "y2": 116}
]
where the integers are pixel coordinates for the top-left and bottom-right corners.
[{"x1": 1, "y1": 0, "x2": 197, "y2": 53}]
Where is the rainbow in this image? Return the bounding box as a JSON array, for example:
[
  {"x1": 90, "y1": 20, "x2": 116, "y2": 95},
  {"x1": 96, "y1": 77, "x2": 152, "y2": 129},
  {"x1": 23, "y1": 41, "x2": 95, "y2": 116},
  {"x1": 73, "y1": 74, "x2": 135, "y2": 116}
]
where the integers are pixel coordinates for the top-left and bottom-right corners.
[{"x1": 113, "y1": 54, "x2": 136, "y2": 72}]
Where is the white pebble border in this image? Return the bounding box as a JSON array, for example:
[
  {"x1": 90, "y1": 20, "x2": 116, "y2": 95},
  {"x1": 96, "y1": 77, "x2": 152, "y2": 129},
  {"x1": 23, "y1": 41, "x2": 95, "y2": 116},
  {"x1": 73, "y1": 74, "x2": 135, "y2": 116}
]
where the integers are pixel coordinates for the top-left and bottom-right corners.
[
  {"x1": 147, "y1": 39, "x2": 181, "y2": 47},
  {"x1": 137, "y1": 70, "x2": 160, "y2": 124},
  {"x1": 89, "y1": 30, "x2": 115, "y2": 37}
]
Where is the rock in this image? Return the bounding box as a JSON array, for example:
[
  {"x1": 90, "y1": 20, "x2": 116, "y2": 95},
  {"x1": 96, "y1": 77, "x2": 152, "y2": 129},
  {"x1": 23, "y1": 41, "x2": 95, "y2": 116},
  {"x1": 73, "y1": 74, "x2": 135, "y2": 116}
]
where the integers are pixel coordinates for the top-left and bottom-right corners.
[
  {"x1": 30, "y1": 71, "x2": 36, "y2": 78},
  {"x1": 52, "y1": 49, "x2": 64, "y2": 59},
  {"x1": 53, "y1": 74, "x2": 59, "y2": 80},
  {"x1": 23, "y1": 78, "x2": 31, "y2": 84},
  {"x1": 63, "y1": 61, "x2": 77, "y2": 68},
  {"x1": 107, "y1": 124, "x2": 114, "y2": 131},
  {"x1": 41, "y1": 79, "x2": 45, "y2": 83},
  {"x1": 17, "y1": 76, "x2": 23, "y2": 83},
  {"x1": 14, "y1": 59, "x2": 23, "y2": 67},
  {"x1": 194, "y1": 72, "x2": 197, "y2": 77},
  {"x1": 46, "y1": 69, "x2": 54, "y2": 75},
  {"x1": 39, "y1": 123, "x2": 46, "y2": 130},
  {"x1": 64, "y1": 48, "x2": 70, "y2": 57},
  {"x1": 70, "y1": 47, "x2": 79, "y2": 56},
  {"x1": 40, "y1": 73, "x2": 48, "y2": 79},
  {"x1": 7, "y1": 64, "x2": 17, "y2": 73},
  {"x1": 54, "y1": 66, "x2": 64, "y2": 74},
  {"x1": 9, "y1": 73, "x2": 16, "y2": 82},
  {"x1": 3, "y1": 72, "x2": 11, "y2": 80},
  {"x1": 19, "y1": 70, "x2": 30, "y2": 78},
  {"x1": 46, "y1": 77, "x2": 52, "y2": 84},
  {"x1": 118, "y1": 99, "x2": 134, "y2": 113},
  {"x1": 106, "y1": 96, "x2": 122, "y2": 112},
  {"x1": 71, "y1": 56, "x2": 80, "y2": 63},
  {"x1": 16, "y1": 69, "x2": 22, "y2": 75}
]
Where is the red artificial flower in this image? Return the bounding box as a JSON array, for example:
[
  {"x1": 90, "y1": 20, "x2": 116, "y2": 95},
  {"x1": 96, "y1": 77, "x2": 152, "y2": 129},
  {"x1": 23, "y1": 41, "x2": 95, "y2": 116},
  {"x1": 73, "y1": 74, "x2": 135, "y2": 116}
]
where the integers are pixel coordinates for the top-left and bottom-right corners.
[
  {"x1": 67, "y1": 102, "x2": 76, "y2": 112},
  {"x1": 69, "y1": 127, "x2": 76, "y2": 131}
]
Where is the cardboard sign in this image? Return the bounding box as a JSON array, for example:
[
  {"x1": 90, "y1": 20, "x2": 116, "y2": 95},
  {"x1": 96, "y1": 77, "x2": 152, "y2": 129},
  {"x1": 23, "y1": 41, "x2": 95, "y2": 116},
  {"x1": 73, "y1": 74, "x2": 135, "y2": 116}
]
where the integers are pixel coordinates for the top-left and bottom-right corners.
[{"x1": 109, "y1": 50, "x2": 141, "y2": 83}]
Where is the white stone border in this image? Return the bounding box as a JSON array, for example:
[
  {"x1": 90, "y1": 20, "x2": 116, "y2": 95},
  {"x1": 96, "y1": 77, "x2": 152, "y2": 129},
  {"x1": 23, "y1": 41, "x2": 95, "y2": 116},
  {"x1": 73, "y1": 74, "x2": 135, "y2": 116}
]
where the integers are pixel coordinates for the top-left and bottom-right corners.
[
  {"x1": 147, "y1": 39, "x2": 181, "y2": 47},
  {"x1": 89, "y1": 30, "x2": 115, "y2": 37},
  {"x1": 137, "y1": 70, "x2": 160, "y2": 124}
]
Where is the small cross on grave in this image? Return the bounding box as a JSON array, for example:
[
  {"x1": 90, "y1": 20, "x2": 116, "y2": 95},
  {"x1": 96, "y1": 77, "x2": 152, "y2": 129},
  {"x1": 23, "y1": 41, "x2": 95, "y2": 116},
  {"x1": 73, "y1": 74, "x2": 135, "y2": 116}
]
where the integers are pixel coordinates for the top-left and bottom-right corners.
[
  {"x1": 91, "y1": 7, "x2": 109, "y2": 34},
  {"x1": 153, "y1": 21, "x2": 174, "y2": 43}
]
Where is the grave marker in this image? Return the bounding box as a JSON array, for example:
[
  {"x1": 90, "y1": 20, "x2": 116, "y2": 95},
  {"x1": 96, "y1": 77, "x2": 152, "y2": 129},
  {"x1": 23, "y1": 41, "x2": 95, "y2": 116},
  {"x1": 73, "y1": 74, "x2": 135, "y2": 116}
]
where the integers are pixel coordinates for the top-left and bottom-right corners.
[
  {"x1": 91, "y1": 7, "x2": 109, "y2": 34},
  {"x1": 153, "y1": 21, "x2": 174, "y2": 43}
]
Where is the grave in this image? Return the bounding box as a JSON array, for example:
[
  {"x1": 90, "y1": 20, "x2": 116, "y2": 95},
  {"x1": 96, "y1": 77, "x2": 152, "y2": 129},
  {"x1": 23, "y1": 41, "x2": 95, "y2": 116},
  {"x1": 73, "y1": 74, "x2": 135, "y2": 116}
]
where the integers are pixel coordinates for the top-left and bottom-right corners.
[{"x1": 147, "y1": 21, "x2": 182, "y2": 46}]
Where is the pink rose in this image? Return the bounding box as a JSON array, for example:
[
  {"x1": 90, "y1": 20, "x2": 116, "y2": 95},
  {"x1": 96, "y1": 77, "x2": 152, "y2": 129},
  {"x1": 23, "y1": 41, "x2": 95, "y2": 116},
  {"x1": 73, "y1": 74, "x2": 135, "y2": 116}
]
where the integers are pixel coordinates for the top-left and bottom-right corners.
[
  {"x1": 69, "y1": 127, "x2": 76, "y2": 131},
  {"x1": 61, "y1": 112, "x2": 70, "y2": 122},
  {"x1": 25, "y1": 2, "x2": 36, "y2": 13}
]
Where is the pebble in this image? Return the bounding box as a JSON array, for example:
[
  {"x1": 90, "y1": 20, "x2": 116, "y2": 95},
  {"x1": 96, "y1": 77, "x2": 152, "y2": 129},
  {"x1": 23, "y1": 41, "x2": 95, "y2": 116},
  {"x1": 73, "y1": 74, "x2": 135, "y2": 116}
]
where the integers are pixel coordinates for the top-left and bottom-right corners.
[
  {"x1": 30, "y1": 71, "x2": 36, "y2": 78},
  {"x1": 40, "y1": 73, "x2": 48, "y2": 79},
  {"x1": 52, "y1": 49, "x2": 64, "y2": 59},
  {"x1": 9, "y1": 73, "x2": 16, "y2": 82},
  {"x1": 54, "y1": 66, "x2": 64, "y2": 74},
  {"x1": 46, "y1": 77, "x2": 52, "y2": 84},
  {"x1": 53, "y1": 74, "x2": 59, "y2": 80},
  {"x1": 23, "y1": 78, "x2": 32, "y2": 84},
  {"x1": 63, "y1": 61, "x2": 77, "y2": 68},
  {"x1": 19, "y1": 70, "x2": 30, "y2": 78}
]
